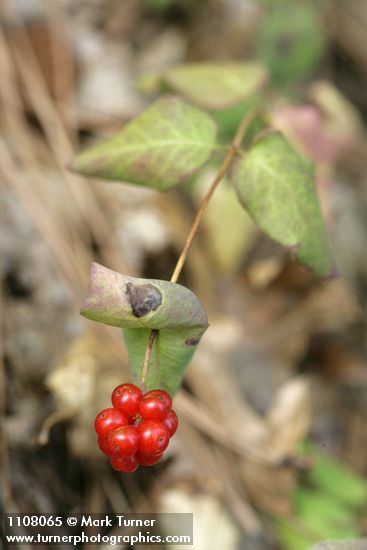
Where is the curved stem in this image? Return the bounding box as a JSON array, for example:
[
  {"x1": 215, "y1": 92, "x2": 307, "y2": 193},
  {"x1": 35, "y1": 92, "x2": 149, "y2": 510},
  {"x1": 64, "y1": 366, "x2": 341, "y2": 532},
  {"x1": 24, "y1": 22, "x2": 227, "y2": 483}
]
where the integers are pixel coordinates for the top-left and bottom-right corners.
[
  {"x1": 140, "y1": 329, "x2": 158, "y2": 393},
  {"x1": 170, "y1": 111, "x2": 251, "y2": 284},
  {"x1": 140, "y1": 110, "x2": 255, "y2": 389}
]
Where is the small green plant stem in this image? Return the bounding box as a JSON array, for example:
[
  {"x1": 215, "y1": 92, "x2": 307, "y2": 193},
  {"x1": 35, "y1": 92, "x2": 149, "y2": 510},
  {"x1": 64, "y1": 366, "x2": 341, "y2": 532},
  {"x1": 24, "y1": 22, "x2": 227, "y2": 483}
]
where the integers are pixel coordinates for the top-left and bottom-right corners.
[{"x1": 139, "y1": 110, "x2": 254, "y2": 391}]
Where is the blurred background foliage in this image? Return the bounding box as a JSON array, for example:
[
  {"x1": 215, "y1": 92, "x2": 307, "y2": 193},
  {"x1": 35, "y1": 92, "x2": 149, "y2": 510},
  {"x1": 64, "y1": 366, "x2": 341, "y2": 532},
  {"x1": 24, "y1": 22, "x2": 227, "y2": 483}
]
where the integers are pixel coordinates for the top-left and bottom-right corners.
[{"x1": 1, "y1": 0, "x2": 367, "y2": 549}]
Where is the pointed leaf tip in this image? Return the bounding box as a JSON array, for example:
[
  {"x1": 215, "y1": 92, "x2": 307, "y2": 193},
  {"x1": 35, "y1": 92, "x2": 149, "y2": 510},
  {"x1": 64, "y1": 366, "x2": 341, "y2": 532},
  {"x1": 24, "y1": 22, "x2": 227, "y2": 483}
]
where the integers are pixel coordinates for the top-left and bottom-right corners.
[{"x1": 73, "y1": 96, "x2": 218, "y2": 191}]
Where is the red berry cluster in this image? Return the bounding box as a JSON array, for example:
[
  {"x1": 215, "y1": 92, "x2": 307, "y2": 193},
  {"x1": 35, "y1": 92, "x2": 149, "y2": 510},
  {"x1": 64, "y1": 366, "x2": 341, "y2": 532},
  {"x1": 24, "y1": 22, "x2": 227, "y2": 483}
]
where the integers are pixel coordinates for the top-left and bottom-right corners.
[{"x1": 94, "y1": 383, "x2": 178, "y2": 473}]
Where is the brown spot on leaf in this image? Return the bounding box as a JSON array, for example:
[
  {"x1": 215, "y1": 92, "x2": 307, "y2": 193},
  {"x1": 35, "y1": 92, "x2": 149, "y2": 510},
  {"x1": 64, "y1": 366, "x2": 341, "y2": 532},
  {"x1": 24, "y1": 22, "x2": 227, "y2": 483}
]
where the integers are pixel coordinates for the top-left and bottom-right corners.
[
  {"x1": 185, "y1": 337, "x2": 199, "y2": 346},
  {"x1": 126, "y1": 282, "x2": 162, "y2": 317},
  {"x1": 134, "y1": 155, "x2": 150, "y2": 176}
]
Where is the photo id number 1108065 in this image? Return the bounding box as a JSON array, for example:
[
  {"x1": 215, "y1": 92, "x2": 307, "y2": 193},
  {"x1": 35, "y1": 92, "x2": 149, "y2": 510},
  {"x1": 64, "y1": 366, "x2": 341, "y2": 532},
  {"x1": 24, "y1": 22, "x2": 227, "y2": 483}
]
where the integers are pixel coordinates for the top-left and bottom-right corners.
[{"x1": 7, "y1": 516, "x2": 63, "y2": 527}]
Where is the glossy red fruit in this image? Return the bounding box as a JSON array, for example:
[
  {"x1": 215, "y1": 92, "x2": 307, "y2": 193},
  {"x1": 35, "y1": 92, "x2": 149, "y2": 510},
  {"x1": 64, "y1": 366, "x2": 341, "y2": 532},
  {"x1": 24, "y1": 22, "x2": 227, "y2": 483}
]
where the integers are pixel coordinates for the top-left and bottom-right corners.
[
  {"x1": 164, "y1": 409, "x2": 178, "y2": 437},
  {"x1": 136, "y1": 451, "x2": 163, "y2": 466},
  {"x1": 111, "y1": 455, "x2": 139, "y2": 473},
  {"x1": 98, "y1": 436, "x2": 111, "y2": 456},
  {"x1": 94, "y1": 408, "x2": 128, "y2": 437},
  {"x1": 138, "y1": 389, "x2": 172, "y2": 422},
  {"x1": 107, "y1": 426, "x2": 139, "y2": 457},
  {"x1": 137, "y1": 420, "x2": 170, "y2": 455},
  {"x1": 111, "y1": 383, "x2": 142, "y2": 420}
]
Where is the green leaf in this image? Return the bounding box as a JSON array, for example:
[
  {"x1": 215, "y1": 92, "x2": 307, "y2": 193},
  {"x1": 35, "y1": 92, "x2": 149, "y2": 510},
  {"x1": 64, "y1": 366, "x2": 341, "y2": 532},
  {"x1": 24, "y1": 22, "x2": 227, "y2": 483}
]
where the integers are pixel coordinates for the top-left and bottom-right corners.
[
  {"x1": 302, "y1": 442, "x2": 367, "y2": 509},
  {"x1": 73, "y1": 97, "x2": 218, "y2": 191},
  {"x1": 162, "y1": 62, "x2": 268, "y2": 110},
  {"x1": 275, "y1": 487, "x2": 360, "y2": 550},
  {"x1": 274, "y1": 519, "x2": 316, "y2": 550},
  {"x1": 232, "y1": 132, "x2": 335, "y2": 277},
  {"x1": 210, "y1": 97, "x2": 258, "y2": 142},
  {"x1": 80, "y1": 263, "x2": 208, "y2": 395},
  {"x1": 294, "y1": 488, "x2": 358, "y2": 540},
  {"x1": 257, "y1": 2, "x2": 324, "y2": 85}
]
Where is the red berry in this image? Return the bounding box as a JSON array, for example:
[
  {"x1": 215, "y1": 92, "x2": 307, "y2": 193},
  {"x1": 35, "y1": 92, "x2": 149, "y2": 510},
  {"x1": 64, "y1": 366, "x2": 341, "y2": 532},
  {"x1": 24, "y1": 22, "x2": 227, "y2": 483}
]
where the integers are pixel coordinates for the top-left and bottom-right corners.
[
  {"x1": 138, "y1": 389, "x2": 172, "y2": 422},
  {"x1": 111, "y1": 455, "x2": 139, "y2": 473},
  {"x1": 94, "y1": 408, "x2": 128, "y2": 437},
  {"x1": 98, "y1": 436, "x2": 111, "y2": 456},
  {"x1": 137, "y1": 420, "x2": 170, "y2": 455},
  {"x1": 107, "y1": 426, "x2": 139, "y2": 457},
  {"x1": 164, "y1": 409, "x2": 178, "y2": 437},
  {"x1": 111, "y1": 383, "x2": 142, "y2": 420},
  {"x1": 136, "y1": 451, "x2": 163, "y2": 466}
]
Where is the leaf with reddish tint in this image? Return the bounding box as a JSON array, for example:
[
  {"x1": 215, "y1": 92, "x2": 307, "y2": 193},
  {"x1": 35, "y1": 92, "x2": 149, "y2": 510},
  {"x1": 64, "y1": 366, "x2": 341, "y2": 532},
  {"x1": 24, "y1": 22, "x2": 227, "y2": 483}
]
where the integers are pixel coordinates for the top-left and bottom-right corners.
[
  {"x1": 81, "y1": 263, "x2": 208, "y2": 395},
  {"x1": 232, "y1": 132, "x2": 335, "y2": 277},
  {"x1": 73, "y1": 97, "x2": 218, "y2": 191}
]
